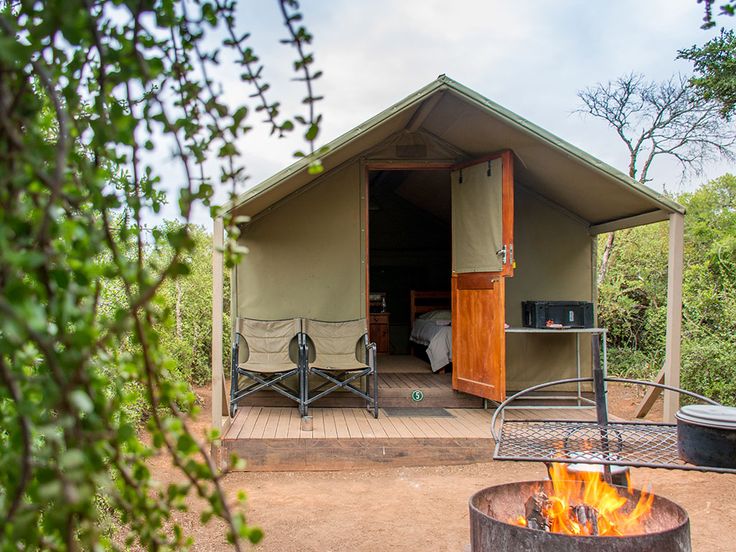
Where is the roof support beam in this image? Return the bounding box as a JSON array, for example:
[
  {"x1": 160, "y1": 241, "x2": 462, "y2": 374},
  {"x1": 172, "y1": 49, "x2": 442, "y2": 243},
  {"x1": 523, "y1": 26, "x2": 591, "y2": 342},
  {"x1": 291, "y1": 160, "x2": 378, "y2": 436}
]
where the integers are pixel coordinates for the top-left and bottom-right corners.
[
  {"x1": 405, "y1": 92, "x2": 444, "y2": 132},
  {"x1": 588, "y1": 210, "x2": 670, "y2": 235},
  {"x1": 663, "y1": 212, "x2": 684, "y2": 423},
  {"x1": 211, "y1": 216, "x2": 229, "y2": 465}
]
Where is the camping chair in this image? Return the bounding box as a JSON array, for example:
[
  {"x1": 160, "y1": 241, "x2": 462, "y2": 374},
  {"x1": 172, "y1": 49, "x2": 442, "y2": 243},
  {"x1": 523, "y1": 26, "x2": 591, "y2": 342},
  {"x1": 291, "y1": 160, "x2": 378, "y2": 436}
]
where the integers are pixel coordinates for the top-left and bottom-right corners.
[
  {"x1": 302, "y1": 319, "x2": 378, "y2": 418},
  {"x1": 230, "y1": 318, "x2": 306, "y2": 417}
]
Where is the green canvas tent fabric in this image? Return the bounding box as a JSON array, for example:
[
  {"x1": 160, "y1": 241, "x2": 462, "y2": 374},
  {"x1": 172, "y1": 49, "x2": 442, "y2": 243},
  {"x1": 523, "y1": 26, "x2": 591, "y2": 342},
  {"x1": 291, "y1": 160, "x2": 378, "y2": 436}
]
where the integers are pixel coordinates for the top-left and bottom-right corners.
[{"x1": 223, "y1": 75, "x2": 684, "y2": 391}]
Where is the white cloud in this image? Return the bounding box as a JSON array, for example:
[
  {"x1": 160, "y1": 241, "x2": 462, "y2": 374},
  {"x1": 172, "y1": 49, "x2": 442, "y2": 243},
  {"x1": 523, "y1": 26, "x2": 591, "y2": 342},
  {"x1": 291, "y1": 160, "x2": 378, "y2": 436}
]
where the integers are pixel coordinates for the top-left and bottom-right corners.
[{"x1": 178, "y1": 0, "x2": 735, "y2": 225}]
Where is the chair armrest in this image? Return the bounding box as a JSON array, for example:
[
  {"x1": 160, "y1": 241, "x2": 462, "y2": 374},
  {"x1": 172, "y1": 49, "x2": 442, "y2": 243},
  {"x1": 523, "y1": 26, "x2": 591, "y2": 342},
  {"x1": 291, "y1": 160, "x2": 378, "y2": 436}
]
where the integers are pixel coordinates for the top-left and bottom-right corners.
[
  {"x1": 366, "y1": 341, "x2": 377, "y2": 370},
  {"x1": 233, "y1": 332, "x2": 248, "y2": 365},
  {"x1": 297, "y1": 332, "x2": 309, "y2": 367}
]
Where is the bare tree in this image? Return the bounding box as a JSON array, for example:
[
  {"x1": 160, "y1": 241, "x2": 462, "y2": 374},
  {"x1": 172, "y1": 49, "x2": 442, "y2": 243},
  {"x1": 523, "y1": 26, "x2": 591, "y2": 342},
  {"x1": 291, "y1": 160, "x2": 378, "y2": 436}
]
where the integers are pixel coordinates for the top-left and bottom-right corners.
[{"x1": 577, "y1": 73, "x2": 736, "y2": 285}]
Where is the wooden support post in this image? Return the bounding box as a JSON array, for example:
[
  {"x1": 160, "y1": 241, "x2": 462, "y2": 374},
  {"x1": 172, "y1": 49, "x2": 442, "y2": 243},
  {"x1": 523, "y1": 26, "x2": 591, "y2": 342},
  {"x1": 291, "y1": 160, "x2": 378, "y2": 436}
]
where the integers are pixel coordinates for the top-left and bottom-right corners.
[
  {"x1": 211, "y1": 217, "x2": 225, "y2": 444},
  {"x1": 663, "y1": 212, "x2": 684, "y2": 423},
  {"x1": 634, "y1": 366, "x2": 665, "y2": 418}
]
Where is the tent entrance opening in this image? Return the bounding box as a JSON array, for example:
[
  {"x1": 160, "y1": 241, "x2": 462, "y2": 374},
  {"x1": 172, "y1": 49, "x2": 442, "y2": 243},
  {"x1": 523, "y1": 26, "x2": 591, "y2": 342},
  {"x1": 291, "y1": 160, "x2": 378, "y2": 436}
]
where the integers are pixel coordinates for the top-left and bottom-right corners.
[{"x1": 368, "y1": 169, "x2": 454, "y2": 382}]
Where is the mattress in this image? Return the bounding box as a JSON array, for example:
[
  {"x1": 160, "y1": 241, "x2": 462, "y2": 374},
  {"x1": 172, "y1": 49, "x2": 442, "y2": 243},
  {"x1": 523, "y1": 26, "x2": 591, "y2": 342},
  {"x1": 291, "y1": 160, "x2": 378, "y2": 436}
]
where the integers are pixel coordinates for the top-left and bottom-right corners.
[{"x1": 410, "y1": 318, "x2": 452, "y2": 372}]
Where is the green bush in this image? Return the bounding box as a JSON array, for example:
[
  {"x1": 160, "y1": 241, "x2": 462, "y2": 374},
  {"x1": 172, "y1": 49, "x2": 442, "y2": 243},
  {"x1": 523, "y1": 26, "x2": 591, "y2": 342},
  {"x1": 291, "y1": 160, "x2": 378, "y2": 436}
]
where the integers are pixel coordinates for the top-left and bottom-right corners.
[
  {"x1": 599, "y1": 175, "x2": 736, "y2": 406},
  {"x1": 606, "y1": 346, "x2": 663, "y2": 381}
]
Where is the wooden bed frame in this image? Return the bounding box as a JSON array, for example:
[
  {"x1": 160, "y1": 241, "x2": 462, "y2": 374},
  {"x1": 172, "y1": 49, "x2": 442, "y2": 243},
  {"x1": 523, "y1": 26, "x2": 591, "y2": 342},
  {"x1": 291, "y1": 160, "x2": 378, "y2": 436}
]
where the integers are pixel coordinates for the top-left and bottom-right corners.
[{"x1": 409, "y1": 290, "x2": 451, "y2": 327}]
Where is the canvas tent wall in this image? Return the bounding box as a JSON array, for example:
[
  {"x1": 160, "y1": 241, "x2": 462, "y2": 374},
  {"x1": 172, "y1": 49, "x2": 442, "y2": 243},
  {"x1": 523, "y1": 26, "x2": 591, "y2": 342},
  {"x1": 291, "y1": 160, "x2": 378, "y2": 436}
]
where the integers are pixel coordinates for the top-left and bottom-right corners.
[{"x1": 214, "y1": 75, "x2": 685, "y2": 426}]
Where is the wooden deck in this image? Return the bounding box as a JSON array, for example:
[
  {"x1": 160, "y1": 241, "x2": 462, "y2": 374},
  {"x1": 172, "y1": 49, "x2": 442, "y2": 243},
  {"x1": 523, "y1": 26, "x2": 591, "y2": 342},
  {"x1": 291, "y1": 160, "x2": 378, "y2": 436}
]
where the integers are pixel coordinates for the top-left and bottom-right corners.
[
  {"x1": 238, "y1": 356, "x2": 484, "y2": 409},
  {"x1": 221, "y1": 406, "x2": 600, "y2": 471}
]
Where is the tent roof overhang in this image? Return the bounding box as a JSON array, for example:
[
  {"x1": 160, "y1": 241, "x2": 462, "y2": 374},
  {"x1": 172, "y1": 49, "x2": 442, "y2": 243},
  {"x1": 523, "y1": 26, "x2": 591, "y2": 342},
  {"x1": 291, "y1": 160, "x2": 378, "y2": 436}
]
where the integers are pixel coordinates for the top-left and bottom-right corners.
[{"x1": 226, "y1": 75, "x2": 684, "y2": 233}]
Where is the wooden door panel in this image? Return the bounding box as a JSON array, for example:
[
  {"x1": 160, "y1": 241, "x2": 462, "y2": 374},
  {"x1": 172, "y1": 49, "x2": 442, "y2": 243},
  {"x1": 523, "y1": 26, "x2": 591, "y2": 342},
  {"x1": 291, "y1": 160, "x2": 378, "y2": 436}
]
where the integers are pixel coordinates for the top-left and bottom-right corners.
[
  {"x1": 452, "y1": 275, "x2": 506, "y2": 401},
  {"x1": 450, "y1": 150, "x2": 513, "y2": 402},
  {"x1": 456, "y1": 272, "x2": 499, "y2": 290}
]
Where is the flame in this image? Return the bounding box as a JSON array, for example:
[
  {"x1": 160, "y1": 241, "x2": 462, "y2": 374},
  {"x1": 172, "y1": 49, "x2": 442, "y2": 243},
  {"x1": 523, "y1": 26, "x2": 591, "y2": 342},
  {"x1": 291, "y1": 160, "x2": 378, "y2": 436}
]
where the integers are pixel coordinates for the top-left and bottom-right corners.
[{"x1": 514, "y1": 463, "x2": 655, "y2": 536}]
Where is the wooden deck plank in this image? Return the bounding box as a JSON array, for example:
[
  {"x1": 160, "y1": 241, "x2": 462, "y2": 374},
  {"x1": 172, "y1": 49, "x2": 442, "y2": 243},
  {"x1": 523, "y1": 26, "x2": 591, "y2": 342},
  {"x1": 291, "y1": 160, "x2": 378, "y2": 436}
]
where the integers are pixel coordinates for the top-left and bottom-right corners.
[
  {"x1": 423, "y1": 415, "x2": 456, "y2": 438},
  {"x1": 225, "y1": 406, "x2": 249, "y2": 440},
  {"x1": 377, "y1": 412, "x2": 405, "y2": 438},
  {"x1": 395, "y1": 374, "x2": 418, "y2": 388},
  {"x1": 395, "y1": 414, "x2": 428, "y2": 438},
  {"x1": 358, "y1": 408, "x2": 388, "y2": 438},
  {"x1": 381, "y1": 413, "x2": 413, "y2": 438},
  {"x1": 235, "y1": 406, "x2": 262, "y2": 439},
  {"x1": 362, "y1": 410, "x2": 389, "y2": 438},
  {"x1": 400, "y1": 374, "x2": 421, "y2": 388},
  {"x1": 262, "y1": 406, "x2": 282, "y2": 439},
  {"x1": 353, "y1": 408, "x2": 376, "y2": 438},
  {"x1": 448, "y1": 410, "x2": 474, "y2": 439},
  {"x1": 407, "y1": 414, "x2": 446, "y2": 439},
  {"x1": 224, "y1": 436, "x2": 495, "y2": 471},
  {"x1": 312, "y1": 409, "x2": 326, "y2": 439},
  {"x1": 287, "y1": 407, "x2": 302, "y2": 438},
  {"x1": 226, "y1": 405, "x2": 604, "y2": 444},
  {"x1": 273, "y1": 407, "x2": 291, "y2": 439},
  {"x1": 333, "y1": 408, "x2": 351, "y2": 439},
  {"x1": 453, "y1": 409, "x2": 490, "y2": 436},
  {"x1": 343, "y1": 409, "x2": 364, "y2": 438},
  {"x1": 445, "y1": 410, "x2": 482, "y2": 437},
  {"x1": 323, "y1": 407, "x2": 338, "y2": 438},
  {"x1": 247, "y1": 407, "x2": 271, "y2": 439},
  {"x1": 433, "y1": 411, "x2": 474, "y2": 438}
]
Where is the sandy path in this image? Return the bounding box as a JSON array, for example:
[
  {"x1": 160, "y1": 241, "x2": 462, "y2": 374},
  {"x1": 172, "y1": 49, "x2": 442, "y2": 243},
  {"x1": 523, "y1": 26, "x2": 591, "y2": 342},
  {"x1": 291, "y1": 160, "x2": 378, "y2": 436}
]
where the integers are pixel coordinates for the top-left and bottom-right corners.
[{"x1": 153, "y1": 386, "x2": 736, "y2": 551}]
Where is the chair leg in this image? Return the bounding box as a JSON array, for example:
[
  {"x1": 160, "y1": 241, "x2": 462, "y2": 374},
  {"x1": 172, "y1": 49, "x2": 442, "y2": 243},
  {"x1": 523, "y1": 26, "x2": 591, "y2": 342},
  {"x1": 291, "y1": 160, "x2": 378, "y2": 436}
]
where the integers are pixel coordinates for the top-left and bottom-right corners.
[
  {"x1": 229, "y1": 344, "x2": 239, "y2": 418},
  {"x1": 299, "y1": 364, "x2": 307, "y2": 417},
  {"x1": 303, "y1": 365, "x2": 310, "y2": 418},
  {"x1": 372, "y1": 370, "x2": 379, "y2": 419},
  {"x1": 370, "y1": 345, "x2": 378, "y2": 418}
]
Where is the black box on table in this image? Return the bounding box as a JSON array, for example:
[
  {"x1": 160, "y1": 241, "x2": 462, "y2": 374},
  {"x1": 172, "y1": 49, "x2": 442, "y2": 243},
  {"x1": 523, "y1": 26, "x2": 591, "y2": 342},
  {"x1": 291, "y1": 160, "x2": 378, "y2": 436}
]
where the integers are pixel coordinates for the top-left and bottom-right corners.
[{"x1": 522, "y1": 301, "x2": 594, "y2": 329}]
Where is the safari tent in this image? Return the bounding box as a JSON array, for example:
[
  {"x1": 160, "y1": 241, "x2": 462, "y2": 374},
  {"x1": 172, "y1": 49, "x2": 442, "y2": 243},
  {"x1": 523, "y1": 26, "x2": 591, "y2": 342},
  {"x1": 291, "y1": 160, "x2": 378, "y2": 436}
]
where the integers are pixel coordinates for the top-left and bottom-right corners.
[{"x1": 210, "y1": 75, "x2": 685, "y2": 442}]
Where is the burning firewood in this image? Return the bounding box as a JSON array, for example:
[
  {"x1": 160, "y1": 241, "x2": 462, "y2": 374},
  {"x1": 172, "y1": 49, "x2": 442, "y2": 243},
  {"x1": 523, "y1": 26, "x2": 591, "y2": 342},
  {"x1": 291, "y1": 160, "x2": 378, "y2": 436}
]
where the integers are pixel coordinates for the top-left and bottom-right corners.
[
  {"x1": 522, "y1": 490, "x2": 601, "y2": 535},
  {"x1": 524, "y1": 491, "x2": 551, "y2": 531},
  {"x1": 571, "y1": 504, "x2": 599, "y2": 536}
]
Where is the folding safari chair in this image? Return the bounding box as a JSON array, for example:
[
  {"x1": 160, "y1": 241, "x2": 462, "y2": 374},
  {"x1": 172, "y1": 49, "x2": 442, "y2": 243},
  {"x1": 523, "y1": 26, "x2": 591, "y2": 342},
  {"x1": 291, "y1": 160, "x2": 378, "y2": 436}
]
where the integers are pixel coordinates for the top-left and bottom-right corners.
[
  {"x1": 302, "y1": 318, "x2": 378, "y2": 418},
  {"x1": 229, "y1": 318, "x2": 306, "y2": 417}
]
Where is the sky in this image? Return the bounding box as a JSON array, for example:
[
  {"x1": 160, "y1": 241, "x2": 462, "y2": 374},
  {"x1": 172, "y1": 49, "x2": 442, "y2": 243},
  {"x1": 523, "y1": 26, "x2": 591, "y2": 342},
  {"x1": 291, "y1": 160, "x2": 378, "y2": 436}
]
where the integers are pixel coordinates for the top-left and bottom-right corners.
[{"x1": 157, "y1": 0, "x2": 735, "y2": 227}]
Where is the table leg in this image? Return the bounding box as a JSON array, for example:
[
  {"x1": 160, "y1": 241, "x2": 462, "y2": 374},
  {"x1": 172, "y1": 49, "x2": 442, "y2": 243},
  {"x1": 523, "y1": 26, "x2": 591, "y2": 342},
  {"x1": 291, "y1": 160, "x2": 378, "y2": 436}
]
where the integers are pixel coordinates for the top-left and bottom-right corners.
[{"x1": 576, "y1": 333, "x2": 581, "y2": 406}]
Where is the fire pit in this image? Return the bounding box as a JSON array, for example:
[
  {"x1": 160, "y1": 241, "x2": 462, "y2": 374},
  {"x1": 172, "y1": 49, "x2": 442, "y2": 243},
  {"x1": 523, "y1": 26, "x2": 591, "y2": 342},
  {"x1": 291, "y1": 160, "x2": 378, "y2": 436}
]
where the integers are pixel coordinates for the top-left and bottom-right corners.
[{"x1": 469, "y1": 478, "x2": 691, "y2": 551}]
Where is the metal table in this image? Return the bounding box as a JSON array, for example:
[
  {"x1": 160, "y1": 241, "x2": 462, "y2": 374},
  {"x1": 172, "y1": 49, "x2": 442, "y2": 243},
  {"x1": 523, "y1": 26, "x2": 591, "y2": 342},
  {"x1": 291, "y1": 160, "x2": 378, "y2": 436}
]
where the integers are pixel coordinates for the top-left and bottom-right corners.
[{"x1": 505, "y1": 327, "x2": 607, "y2": 407}]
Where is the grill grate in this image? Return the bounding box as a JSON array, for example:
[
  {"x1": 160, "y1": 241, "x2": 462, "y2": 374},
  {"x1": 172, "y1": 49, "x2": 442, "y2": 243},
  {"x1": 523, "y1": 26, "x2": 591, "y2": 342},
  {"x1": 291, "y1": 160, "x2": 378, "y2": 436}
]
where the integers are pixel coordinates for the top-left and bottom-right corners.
[{"x1": 494, "y1": 419, "x2": 736, "y2": 474}]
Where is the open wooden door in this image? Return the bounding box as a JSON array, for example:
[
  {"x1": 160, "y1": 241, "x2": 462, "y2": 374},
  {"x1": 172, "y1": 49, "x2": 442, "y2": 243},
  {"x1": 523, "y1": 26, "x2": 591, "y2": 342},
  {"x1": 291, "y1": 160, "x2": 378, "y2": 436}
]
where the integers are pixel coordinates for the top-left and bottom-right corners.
[{"x1": 451, "y1": 151, "x2": 514, "y2": 402}]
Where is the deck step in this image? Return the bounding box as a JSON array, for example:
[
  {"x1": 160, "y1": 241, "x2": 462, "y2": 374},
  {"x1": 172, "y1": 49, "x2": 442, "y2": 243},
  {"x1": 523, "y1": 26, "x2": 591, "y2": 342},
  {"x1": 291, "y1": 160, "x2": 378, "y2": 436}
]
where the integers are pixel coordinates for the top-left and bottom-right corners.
[
  {"x1": 237, "y1": 370, "x2": 483, "y2": 409},
  {"x1": 240, "y1": 389, "x2": 483, "y2": 409}
]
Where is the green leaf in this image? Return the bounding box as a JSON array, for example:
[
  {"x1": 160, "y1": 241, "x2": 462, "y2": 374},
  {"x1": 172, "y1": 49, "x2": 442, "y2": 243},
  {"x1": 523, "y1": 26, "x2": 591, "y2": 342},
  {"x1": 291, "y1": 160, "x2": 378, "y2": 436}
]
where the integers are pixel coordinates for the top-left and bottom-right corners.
[{"x1": 70, "y1": 390, "x2": 94, "y2": 414}]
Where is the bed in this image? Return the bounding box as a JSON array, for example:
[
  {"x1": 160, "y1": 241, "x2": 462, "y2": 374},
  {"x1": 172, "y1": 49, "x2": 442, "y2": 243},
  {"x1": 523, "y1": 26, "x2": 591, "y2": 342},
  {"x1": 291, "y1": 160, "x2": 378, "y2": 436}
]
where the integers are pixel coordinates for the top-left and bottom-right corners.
[{"x1": 409, "y1": 290, "x2": 452, "y2": 372}]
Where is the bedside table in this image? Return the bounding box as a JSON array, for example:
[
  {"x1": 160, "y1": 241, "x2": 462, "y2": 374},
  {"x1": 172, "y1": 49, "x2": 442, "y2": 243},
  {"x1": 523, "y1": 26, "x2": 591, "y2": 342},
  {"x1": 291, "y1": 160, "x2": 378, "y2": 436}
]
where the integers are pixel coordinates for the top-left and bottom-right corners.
[{"x1": 369, "y1": 312, "x2": 390, "y2": 354}]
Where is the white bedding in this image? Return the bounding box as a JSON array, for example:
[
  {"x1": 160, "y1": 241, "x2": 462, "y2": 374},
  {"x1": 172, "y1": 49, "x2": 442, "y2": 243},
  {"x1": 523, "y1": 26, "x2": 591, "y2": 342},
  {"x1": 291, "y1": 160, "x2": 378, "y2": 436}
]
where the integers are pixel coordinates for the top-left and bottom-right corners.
[{"x1": 410, "y1": 319, "x2": 452, "y2": 372}]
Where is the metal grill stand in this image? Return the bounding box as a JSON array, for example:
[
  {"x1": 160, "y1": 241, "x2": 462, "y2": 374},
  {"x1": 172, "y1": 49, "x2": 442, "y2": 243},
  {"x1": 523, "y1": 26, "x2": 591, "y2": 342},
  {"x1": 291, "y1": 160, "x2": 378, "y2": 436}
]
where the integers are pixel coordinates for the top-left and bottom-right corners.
[{"x1": 492, "y1": 337, "x2": 735, "y2": 475}]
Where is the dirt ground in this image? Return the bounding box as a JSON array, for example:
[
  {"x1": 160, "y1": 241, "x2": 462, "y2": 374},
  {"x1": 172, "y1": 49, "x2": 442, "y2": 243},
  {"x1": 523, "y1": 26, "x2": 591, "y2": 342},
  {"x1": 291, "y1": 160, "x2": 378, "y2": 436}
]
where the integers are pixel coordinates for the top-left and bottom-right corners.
[{"x1": 149, "y1": 386, "x2": 736, "y2": 551}]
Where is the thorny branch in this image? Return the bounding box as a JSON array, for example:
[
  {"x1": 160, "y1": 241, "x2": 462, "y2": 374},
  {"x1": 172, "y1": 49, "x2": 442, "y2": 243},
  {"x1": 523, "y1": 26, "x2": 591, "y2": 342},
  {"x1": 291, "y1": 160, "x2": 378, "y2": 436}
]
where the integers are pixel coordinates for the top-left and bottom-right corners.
[{"x1": 0, "y1": 0, "x2": 321, "y2": 549}]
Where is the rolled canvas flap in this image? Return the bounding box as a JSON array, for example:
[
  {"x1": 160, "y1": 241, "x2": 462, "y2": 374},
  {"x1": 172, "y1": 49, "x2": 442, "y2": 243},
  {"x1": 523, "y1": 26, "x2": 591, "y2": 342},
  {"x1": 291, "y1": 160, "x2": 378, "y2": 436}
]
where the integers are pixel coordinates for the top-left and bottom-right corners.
[{"x1": 452, "y1": 158, "x2": 503, "y2": 273}]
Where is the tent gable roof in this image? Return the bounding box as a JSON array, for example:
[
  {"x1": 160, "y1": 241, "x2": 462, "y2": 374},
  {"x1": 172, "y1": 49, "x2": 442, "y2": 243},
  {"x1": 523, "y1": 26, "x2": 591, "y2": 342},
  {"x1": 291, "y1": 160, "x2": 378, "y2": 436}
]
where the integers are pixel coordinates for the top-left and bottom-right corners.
[{"x1": 228, "y1": 75, "x2": 684, "y2": 225}]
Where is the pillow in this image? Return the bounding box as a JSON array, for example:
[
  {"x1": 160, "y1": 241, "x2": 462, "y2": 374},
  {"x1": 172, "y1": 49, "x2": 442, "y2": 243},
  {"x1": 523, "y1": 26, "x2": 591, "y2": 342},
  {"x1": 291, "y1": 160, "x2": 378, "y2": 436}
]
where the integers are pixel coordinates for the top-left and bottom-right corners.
[{"x1": 418, "y1": 309, "x2": 452, "y2": 321}]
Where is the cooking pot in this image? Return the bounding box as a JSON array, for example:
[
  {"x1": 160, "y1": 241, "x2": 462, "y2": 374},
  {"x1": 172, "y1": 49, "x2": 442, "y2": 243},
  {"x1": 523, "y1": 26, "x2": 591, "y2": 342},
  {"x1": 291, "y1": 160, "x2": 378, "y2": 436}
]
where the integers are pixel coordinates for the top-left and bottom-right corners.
[{"x1": 676, "y1": 404, "x2": 736, "y2": 469}]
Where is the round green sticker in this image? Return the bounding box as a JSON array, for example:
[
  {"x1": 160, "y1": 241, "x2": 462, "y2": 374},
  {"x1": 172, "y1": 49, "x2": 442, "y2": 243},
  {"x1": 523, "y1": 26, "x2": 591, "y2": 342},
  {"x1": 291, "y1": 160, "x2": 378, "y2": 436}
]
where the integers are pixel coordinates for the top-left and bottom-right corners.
[{"x1": 411, "y1": 389, "x2": 424, "y2": 402}]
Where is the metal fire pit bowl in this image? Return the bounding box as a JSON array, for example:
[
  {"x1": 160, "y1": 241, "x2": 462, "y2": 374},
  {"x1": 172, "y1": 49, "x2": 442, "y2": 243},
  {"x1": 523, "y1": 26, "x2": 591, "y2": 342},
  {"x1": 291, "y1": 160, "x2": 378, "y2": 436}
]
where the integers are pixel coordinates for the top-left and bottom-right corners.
[{"x1": 469, "y1": 480, "x2": 691, "y2": 552}]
